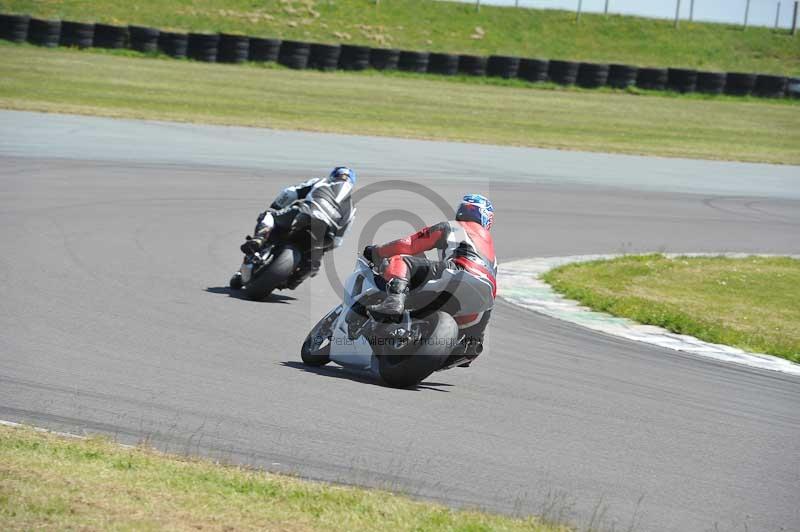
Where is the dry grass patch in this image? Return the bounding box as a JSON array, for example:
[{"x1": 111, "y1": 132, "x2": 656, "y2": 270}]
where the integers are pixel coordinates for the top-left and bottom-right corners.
[
  {"x1": 1, "y1": 43, "x2": 799, "y2": 164},
  {"x1": 0, "y1": 424, "x2": 569, "y2": 531}
]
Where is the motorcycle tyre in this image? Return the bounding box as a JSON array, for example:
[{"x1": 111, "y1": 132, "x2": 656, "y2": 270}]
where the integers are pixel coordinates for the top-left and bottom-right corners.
[{"x1": 244, "y1": 246, "x2": 301, "y2": 301}]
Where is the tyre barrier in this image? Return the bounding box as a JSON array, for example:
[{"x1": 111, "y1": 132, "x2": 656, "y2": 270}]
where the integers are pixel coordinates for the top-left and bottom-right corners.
[
  {"x1": 187, "y1": 32, "x2": 219, "y2": 62},
  {"x1": 787, "y1": 77, "x2": 800, "y2": 99},
  {"x1": 427, "y1": 52, "x2": 459, "y2": 76},
  {"x1": 370, "y1": 47, "x2": 400, "y2": 70},
  {"x1": 487, "y1": 55, "x2": 520, "y2": 79},
  {"x1": 278, "y1": 40, "x2": 311, "y2": 69},
  {"x1": 753, "y1": 74, "x2": 788, "y2": 99},
  {"x1": 308, "y1": 43, "x2": 341, "y2": 71},
  {"x1": 548, "y1": 60, "x2": 579, "y2": 85},
  {"x1": 60, "y1": 21, "x2": 94, "y2": 49},
  {"x1": 93, "y1": 23, "x2": 127, "y2": 49},
  {"x1": 517, "y1": 58, "x2": 549, "y2": 82},
  {"x1": 458, "y1": 54, "x2": 488, "y2": 76},
  {"x1": 577, "y1": 62, "x2": 609, "y2": 88},
  {"x1": 250, "y1": 37, "x2": 281, "y2": 63},
  {"x1": 158, "y1": 31, "x2": 188, "y2": 59},
  {"x1": 339, "y1": 44, "x2": 370, "y2": 70},
  {"x1": 128, "y1": 25, "x2": 159, "y2": 53},
  {"x1": 27, "y1": 18, "x2": 60, "y2": 47},
  {"x1": 218, "y1": 33, "x2": 249, "y2": 64},
  {"x1": 636, "y1": 67, "x2": 668, "y2": 91},
  {"x1": 607, "y1": 64, "x2": 638, "y2": 89},
  {"x1": 695, "y1": 71, "x2": 726, "y2": 95},
  {"x1": 4, "y1": 12, "x2": 798, "y2": 100},
  {"x1": 398, "y1": 50, "x2": 429, "y2": 73},
  {"x1": 724, "y1": 72, "x2": 757, "y2": 96},
  {"x1": 0, "y1": 13, "x2": 30, "y2": 43},
  {"x1": 667, "y1": 68, "x2": 697, "y2": 93}
]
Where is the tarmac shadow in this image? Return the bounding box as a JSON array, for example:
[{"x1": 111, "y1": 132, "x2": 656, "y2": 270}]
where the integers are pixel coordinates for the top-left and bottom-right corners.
[
  {"x1": 205, "y1": 286, "x2": 296, "y2": 303},
  {"x1": 280, "y1": 361, "x2": 452, "y2": 391}
]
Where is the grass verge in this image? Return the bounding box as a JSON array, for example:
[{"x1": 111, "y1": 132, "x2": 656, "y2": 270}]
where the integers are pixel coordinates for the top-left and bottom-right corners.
[
  {"x1": 0, "y1": 423, "x2": 568, "y2": 531},
  {"x1": 1, "y1": 0, "x2": 798, "y2": 75},
  {"x1": 542, "y1": 255, "x2": 800, "y2": 362},
  {"x1": 2, "y1": 43, "x2": 799, "y2": 164}
]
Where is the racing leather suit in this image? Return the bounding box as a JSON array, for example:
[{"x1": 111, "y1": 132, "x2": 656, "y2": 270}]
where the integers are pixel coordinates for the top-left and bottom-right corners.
[
  {"x1": 248, "y1": 177, "x2": 354, "y2": 285},
  {"x1": 370, "y1": 220, "x2": 497, "y2": 344}
]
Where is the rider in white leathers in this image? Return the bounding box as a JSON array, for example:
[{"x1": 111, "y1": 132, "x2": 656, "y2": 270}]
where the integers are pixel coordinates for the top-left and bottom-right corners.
[{"x1": 231, "y1": 167, "x2": 356, "y2": 290}]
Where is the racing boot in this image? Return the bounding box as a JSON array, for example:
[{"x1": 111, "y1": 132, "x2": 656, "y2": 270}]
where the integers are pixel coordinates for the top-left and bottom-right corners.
[
  {"x1": 284, "y1": 225, "x2": 325, "y2": 289},
  {"x1": 240, "y1": 235, "x2": 264, "y2": 255},
  {"x1": 305, "y1": 231, "x2": 325, "y2": 280},
  {"x1": 285, "y1": 257, "x2": 321, "y2": 289},
  {"x1": 241, "y1": 212, "x2": 275, "y2": 255},
  {"x1": 368, "y1": 278, "x2": 409, "y2": 318}
]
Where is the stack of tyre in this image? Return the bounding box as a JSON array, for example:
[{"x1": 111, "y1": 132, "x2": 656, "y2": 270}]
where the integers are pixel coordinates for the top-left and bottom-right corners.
[{"x1": 1, "y1": 11, "x2": 796, "y2": 99}]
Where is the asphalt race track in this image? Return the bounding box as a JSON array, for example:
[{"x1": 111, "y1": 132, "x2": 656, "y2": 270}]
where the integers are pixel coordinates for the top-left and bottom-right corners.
[{"x1": 1, "y1": 111, "x2": 799, "y2": 532}]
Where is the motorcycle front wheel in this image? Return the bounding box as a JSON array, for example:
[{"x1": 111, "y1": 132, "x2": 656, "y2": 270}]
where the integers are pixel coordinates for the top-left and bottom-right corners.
[{"x1": 300, "y1": 305, "x2": 342, "y2": 366}]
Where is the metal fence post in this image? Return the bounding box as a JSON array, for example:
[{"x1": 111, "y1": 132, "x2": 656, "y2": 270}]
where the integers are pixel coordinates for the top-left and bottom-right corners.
[
  {"x1": 690, "y1": 0, "x2": 695, "y2": 21},
  {"x1": 794, "y1": 1, "x2": 799, "y2": 35},
  {"x1": 577, "y1": 0, "x2": 583, "y2": 23},
  {"x1": 476, "y1": 0, "x2": 480, "y2": 12},
  {"x1": 604, "y1": 0, "x2": 610, "y2": 15},
  {"x1": 674, "y1": 0, "x2": 682, "y2": 28},
  {"x1": 744, "y1": 0, "x2": 751, "y2": 28},
  {"x1": 776, "y1": 2, "x2": 782, "y2": 28}
]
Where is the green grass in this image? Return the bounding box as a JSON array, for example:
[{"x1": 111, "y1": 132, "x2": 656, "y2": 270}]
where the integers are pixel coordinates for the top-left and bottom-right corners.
[
  {"x1": 542, "y1": 255, "x2": 800, "y2": 362},
  {"x1": 0, "y1": 423, "x2": 569, "y2": 531},
  {"x1": 2, "y1": 43, "x2": 799, "y2": 164},
  {"x1": 1, "y1": 0, "x2": 798, "y2": 75}
]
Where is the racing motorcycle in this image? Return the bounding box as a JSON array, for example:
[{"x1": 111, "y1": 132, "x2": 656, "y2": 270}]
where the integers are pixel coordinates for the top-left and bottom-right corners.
[
  {"x1": 300, "y1": 256, "x2": 492, "y2": 388},
  {"x1": 232, "y1": 209, "x2": 355, "y2": 301}
]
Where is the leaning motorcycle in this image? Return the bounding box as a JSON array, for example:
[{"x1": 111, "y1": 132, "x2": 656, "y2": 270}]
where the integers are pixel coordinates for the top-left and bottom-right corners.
[
  {"x1": 301, "y1": 257, "x2": 492, "y2": 388},
  {"x1": 232, "y1": 208, "x2": 354, "y2": 301}
]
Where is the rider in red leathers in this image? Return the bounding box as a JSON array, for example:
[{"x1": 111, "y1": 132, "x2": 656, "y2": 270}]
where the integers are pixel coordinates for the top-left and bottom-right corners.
[{"x1": 363, "y1": 194, "x2": 496, "y2": 353}]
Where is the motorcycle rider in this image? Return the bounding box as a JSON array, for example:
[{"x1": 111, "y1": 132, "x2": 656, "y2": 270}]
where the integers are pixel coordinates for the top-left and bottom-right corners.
[
  {"x1": 363, "y1": 194, "x2": 496, "y2": 351},
  {"x1": 231, "y1": 166, "x2": 356, "y2": 290}
]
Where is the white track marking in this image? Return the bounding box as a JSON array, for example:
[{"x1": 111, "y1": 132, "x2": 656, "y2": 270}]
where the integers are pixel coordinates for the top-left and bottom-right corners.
[
  {"x1": 0, "y1": 419, "x2": 135, "y2": 447},
  {"x1": 1, "y1": 419, "x2": 86, "y2": 440},
  {"x1": 499, "y1": 254, "x2": 800, "y2": 376}
]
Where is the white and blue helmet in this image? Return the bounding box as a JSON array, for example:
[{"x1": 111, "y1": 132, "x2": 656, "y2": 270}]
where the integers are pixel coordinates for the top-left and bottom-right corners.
[
  {"x1": 328, "y1": 166, "x2": 357, "y2": 184},
  {"x1": 456, "y1": 194, "x2": 494, "y2": 230}
]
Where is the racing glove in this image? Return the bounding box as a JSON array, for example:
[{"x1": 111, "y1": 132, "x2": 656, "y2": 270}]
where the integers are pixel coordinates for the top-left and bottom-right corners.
[{"x1": 362, "y1": 245, "x2": 379, "y2": 264}]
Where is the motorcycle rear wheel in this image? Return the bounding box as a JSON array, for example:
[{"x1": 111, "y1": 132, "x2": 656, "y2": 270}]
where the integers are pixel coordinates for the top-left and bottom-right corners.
[
  {"x1": 244, "y1": 246, "x2": 301, "y2": 301},
  {"x1": 376, "y1": 311, "x2": 457, "y2": 388}
]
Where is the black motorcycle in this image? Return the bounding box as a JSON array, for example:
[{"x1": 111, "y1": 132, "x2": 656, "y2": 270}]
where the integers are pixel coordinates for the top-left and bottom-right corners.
[{"x1": 230, "y1": 208, "x2": 354, "y2": 301}]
